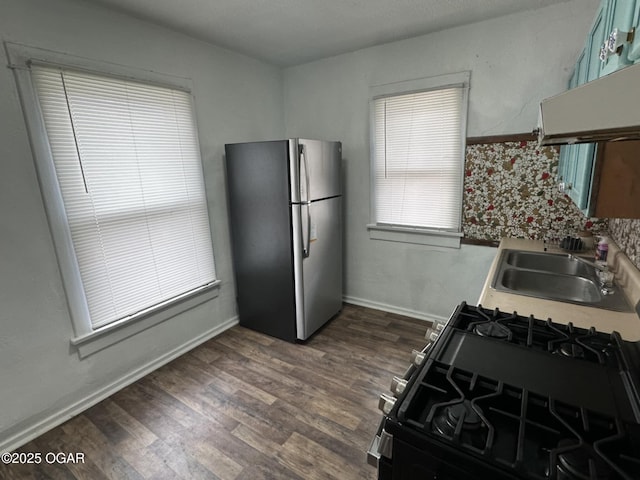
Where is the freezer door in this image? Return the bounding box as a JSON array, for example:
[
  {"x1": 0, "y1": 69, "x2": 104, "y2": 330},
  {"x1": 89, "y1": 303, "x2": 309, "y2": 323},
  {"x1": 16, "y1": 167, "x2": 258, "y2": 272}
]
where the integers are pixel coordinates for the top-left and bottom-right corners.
[
  {"x1": 290, "y1": 139, "x2": 342, "y2": 203},
  {"x1": 292, "y1": 196, "x2": 343, "y2": 340}
]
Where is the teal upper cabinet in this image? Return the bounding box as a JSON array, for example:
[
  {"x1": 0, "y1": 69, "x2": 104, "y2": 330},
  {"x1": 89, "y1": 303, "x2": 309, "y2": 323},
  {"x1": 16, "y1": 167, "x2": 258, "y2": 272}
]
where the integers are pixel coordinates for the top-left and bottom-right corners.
[
  {"x1": 563, "y1": 17, "x2": 601, "y2": 214},
  {"x1": 600, "y1": 0, "x2": 637, "y2": 75},
  {"x1": 557, "y1": 0, "x2": 639, "y2": 216},
  {"x1": 588, "y1": 1, "x2": 610, "y2": 80},
  {"x1": 558, "y1": 48, "x2": 589, "y2": 208},
  {"x1": 628, "y1": 1, "x2": 640, "y2": 62},
  {"x1": 557, "y1": 52, "x2": 584, "y2": 194},
  {"x1": 570, "y1": 143, "x2": 597, "y2": 211}
]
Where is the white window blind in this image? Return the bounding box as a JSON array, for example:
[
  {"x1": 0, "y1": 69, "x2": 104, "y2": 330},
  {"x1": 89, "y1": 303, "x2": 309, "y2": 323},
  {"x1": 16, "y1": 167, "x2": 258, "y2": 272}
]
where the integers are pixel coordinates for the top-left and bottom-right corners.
[
  {"x1": 31, "y1": 65, "x2": 216, "y2": 329},
  {"x1": 373, "y1": 86, "x2": 465, "y2": 231}
]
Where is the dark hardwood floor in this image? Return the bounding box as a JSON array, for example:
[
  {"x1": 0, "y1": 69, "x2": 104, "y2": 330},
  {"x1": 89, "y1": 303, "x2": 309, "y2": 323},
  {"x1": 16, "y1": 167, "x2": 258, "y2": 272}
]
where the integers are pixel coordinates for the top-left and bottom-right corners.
[{"x1": 1, "y1": 304, "x2": 430, "y2": 480}]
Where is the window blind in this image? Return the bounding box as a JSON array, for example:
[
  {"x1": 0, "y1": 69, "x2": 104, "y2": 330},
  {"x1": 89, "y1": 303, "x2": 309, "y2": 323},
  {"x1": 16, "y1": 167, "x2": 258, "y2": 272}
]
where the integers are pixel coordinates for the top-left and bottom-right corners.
[
  {"x1": 373, "y1": 86, "x2": 464, "y2": 231},
  {"x1": 31, "y1": 65, "x2": 216, "y2": 329}
]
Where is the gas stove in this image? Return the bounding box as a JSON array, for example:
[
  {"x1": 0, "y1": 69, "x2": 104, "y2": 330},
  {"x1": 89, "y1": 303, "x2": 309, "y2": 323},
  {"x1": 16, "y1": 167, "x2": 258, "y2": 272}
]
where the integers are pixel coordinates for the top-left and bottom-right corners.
[{"x1": 368, "y1": 302, "x2": 640, "y2": 480}]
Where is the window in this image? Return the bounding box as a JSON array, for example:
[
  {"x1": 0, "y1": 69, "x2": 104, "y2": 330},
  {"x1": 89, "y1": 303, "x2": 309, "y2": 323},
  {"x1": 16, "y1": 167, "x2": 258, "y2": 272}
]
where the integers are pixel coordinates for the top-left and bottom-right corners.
[
  {"x1": 8, "y1": 43, "x2": 219, "y2": 354},
  {"x1": 368, "y1": 72, "x2": 469, "y2": 247}
]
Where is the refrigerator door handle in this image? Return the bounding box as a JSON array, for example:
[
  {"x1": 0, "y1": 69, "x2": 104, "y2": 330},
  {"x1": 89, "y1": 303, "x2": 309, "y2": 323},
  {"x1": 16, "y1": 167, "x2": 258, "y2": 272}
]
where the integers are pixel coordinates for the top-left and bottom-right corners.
[
  {"x1": 303, "y1": 202, "x2": 311, "y2": 258},
  {"x1": 300, "y1": 144, "x2": 311, "y2": 203},
  {"x1": 300, "y1": 145, "x2": 311, "y2": 258}
]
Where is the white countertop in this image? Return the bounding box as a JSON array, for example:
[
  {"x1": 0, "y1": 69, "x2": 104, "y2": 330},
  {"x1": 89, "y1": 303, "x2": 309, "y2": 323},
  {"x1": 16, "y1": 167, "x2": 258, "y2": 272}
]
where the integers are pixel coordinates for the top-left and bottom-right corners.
[{"x1": 478, "y1": 238, "x2": 640, "y2": 341}]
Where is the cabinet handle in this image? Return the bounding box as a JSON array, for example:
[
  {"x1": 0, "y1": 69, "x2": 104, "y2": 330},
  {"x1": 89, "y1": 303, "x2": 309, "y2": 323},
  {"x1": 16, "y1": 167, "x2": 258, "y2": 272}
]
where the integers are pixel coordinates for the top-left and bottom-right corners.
[
  {"x1": 558, "y1": 181, "x2": 572, "y2": 193},
  {"x1": 601, "y1": 28, "x2": 635, "y2": 62}
]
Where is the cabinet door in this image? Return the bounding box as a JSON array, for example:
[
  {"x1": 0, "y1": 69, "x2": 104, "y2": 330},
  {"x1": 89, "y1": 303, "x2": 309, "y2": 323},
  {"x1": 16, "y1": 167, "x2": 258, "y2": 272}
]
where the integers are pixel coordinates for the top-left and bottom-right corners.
[
  {"x1": 565, "y1": 48, "x2": 606, "y2": 210},
  {"x1": 600, "y1": 0, "x2": 637, "y2": 74},
  {"x1": 586, "y1": 1, "x2": 610, "y2": 81},
  {"x1": 576, "y1": 47, "x2": 590, "y2": 85},
  {"x1": 570, "y1": 24, "x2": 600, "y2": 213},
  {"x1": 593, "y1": 140, "x2": 640, "y2": 218},
  {"x1": 571, "y1": 143, "x2": 596, "y2": 212},
  {"x1": 557, "y1": 145, "x2": 570, "y2": 188},
  {"x1": 628, "y1": 1, "x2": 640, "y2": 62},
  {"x1": 567, "y1": 59, "x2": 579, "y2": 89},
  {"x1": 557, "y1": 59, "x2": 581, "y2": 191}
]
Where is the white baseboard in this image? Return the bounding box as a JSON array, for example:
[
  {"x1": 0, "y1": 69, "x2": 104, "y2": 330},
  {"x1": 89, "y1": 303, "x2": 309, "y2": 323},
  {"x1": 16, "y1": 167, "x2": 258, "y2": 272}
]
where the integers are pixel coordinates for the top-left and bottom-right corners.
[
  {"x1": 1, "y1": 316, "x2": 238, "y2": 454},
  {"x1": 343, "y1": 295, "x2": 449, "y2": 324}
]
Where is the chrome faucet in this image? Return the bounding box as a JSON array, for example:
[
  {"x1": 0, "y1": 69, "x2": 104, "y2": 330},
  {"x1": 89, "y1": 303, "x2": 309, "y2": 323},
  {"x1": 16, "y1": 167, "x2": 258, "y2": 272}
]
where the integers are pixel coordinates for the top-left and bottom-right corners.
[
  {"x1": 568, "y1": 254, "x2": 607, "y2": 271},
  {"x1": 569, "y1": 254, "x2": 615, "y2": 294}
]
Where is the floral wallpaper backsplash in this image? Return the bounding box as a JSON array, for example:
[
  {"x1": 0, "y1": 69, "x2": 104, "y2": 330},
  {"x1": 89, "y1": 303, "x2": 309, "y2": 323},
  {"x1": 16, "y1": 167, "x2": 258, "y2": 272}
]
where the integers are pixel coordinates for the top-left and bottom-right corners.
[
  {"x1": 463, "y1": 140, "x2": 608, "y2": 242},
  {"x1": 462, "y1": 139, "x2": 640, "y2": 271},
  {"x1": 609, "y1": 219, "x2": 640, "y2": 270}
]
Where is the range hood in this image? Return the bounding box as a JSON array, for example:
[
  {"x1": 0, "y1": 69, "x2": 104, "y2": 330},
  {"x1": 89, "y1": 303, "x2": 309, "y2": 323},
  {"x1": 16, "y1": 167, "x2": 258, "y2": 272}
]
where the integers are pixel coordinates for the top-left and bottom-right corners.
[{"x1": 538, "y1": 62, "x2": 640, "y2": 145}]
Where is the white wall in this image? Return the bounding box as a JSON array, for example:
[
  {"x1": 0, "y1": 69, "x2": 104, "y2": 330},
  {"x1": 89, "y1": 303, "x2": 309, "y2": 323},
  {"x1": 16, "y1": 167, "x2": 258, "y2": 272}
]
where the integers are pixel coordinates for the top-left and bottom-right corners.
[
  {"x1": 0, "y1": 0, "x2": 283, "y2": 450},
  {"x1": 283, "y1": 0, "x2": 599, "y2": 320}
]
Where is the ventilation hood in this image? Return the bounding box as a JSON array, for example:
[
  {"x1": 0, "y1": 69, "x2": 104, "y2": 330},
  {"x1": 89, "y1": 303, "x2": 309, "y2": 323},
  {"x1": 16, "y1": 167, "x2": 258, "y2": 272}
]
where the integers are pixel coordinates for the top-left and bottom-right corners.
[{"x1": 538, "y1": 62, "x2": 640, "y2": 146}]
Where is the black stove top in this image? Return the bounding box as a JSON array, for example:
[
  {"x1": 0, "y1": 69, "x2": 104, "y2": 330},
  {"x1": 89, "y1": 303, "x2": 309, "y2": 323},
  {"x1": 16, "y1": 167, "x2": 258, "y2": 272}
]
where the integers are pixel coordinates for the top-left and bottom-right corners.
[
  {"x1": 383, "y1": 303, "x2": 640, "y2": 480},
  {"x1": 454, "y1": 305, "x2": 626, "y2": 368}
]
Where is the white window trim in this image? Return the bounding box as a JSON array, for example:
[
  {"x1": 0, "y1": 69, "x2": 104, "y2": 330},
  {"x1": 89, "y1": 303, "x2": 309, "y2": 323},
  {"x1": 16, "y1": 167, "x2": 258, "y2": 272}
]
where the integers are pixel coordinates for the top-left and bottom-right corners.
[
  {"x1": 366, "y1": 224, "x2": 463, "y2": 248},
  {"x1": 367, "y1": 71, "x2": 470, "y2": 248},
  {"x1": 6, "y1": 42, "x2": 220, "y2": 357}
]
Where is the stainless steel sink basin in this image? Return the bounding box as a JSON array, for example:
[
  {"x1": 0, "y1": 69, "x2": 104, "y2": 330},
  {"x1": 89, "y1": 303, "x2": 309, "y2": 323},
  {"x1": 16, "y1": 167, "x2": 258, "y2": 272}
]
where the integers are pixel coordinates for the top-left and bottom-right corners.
[
  {"x1": 500, "y1": 269, "x2": 601, "y2": 303},
  {"x1": 504, "y1": 251, "x2": 593, "y2": 277},
  {"x1": 492, "y1": 249, "x2": 632, "y2": 312}
]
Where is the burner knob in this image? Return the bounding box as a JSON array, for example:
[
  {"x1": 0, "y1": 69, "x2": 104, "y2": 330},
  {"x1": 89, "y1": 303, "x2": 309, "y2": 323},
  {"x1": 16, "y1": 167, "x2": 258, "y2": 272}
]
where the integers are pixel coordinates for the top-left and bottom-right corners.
[
  {"x1": 378, "y1": 394, "x2": 396, "y2": 415},
  {"x1": 411, "y1": 349, "x2": 426, "y2": 366},
  {"x1": 390, "y1": 376, "x2": 408, "y2": 395},
  {"x1": 425, "y1": 327, "x2": 439, "y2": 342}
]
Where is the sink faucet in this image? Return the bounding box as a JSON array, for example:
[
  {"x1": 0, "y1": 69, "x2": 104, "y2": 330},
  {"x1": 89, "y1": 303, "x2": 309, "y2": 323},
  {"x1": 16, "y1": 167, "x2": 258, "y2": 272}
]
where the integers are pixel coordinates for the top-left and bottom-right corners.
[
  {"x1": 569, "y1": 254, "x2": 615, "y2": 294},
  {"x1": 568, "y1": 254, "x2": 608, "y2": 271}
]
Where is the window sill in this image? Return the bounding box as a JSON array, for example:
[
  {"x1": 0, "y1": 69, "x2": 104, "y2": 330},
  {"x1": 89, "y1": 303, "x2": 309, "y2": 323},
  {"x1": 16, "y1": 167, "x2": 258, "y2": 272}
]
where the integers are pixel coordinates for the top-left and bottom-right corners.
[
  {"x1": 70, "y1": 280, "x2": 221, "y2": 358},
  {"x1": 367, "y1": 224, "x2": 462, "y2": 248}
]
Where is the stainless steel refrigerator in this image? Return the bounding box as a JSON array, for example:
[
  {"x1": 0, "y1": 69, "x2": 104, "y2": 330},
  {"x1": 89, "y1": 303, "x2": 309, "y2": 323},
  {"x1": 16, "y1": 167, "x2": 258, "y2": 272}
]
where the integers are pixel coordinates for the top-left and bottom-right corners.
[{"x1": 224, "y1": 139, "x2": 343, "y2": 342}]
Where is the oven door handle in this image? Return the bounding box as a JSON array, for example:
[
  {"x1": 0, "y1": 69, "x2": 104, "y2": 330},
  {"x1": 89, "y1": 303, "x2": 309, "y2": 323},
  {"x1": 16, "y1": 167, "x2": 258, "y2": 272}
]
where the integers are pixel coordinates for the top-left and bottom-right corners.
[{"x1": 366, "y1": 418, "x2": 394, "y2": 467}]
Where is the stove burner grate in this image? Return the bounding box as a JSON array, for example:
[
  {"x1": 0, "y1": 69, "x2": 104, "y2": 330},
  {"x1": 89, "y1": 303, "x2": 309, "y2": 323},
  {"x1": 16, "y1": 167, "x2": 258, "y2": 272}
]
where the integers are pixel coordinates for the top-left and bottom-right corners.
[
  {"x1": 432, "y1": 400, "x2": 486, "y2": 448},
  {"x1": 559, "y1": 342, "x2": 586, "y2": 359},
  {"x1": 400, "y1": 360, "x2": 640, "y2": 480},
  {"x1": 556, "y1": 442, "x2": 611, "y2": 480},
  {"x1": 457, "y1": 304, "x2": 623, "y2": 368},
  {"x1": 474, "y1": 322, "x2": 511, "y2": 339}
]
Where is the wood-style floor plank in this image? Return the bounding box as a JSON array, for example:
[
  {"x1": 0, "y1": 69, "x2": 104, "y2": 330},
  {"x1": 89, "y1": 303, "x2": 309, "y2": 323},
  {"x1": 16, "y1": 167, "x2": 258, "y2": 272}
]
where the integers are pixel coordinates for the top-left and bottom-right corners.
[{"x1": 1, "y1": 304, "x2": 430, "y2": 480}]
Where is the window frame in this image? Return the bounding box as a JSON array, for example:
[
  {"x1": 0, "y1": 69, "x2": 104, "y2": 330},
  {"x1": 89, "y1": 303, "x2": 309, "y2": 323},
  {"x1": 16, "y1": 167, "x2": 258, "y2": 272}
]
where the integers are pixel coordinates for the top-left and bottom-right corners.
[
  {"x1": 6, "y1": 43, "x2": 220, "y2": 357},
  {"x1": 367, "y1": 71, "x2": 470, "y2": 248}
]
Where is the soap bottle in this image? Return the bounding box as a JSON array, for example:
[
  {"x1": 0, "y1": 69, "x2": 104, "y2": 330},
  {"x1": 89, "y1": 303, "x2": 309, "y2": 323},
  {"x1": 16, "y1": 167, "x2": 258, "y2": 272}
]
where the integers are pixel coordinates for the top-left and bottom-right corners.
[{"x1": 595, "y1": 236, "x2": 609, "y2": 263}]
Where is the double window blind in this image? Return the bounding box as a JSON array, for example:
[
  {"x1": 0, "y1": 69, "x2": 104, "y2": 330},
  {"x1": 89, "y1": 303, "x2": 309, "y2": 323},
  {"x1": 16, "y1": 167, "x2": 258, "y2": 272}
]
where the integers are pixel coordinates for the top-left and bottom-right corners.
[
  {"x1": 31, "y1": 65, "x2": 216, "y2": 329},
  {"x1": 373, "y1": 86, "x2": 465, "y2": 231}
]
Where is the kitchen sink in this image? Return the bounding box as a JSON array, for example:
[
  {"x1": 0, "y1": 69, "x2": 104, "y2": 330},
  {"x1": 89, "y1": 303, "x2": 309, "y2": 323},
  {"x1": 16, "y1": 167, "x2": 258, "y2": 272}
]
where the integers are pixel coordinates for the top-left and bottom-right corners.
[
  {"x1": 500, "y1": 269, "x2": 601, "y2": 303},
  {"x1": 504, "y1": 250, "x2": 593, "y2": 277},
  {"x1": 492, "y1": 249, "x2": 632, "y2": 312}
]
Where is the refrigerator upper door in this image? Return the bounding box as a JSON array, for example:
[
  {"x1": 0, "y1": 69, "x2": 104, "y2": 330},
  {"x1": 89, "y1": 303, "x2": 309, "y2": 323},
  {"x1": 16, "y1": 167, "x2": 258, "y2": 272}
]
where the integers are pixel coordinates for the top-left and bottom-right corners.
[
  {"x1": 292, "y1": 196, "x2": 343, "y2": 340},
  {"x1": 290, "y1": 139, "x2": 342, "y2": 203}
]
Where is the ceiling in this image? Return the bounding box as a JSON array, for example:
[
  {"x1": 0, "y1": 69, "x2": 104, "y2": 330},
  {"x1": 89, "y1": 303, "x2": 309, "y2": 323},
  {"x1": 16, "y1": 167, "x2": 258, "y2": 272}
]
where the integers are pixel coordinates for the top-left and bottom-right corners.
[{"x1": 85, "y1": 0, "x2": 572, "y2": 66}]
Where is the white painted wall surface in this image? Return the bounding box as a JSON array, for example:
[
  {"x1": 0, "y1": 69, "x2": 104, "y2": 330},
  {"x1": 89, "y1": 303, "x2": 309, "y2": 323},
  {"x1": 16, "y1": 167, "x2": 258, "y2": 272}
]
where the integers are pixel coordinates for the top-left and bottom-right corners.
[
  {"x1": 0, "y1": 0, "x2": 283, "y2": 450},
  {"x1": 283, "y1": 0, "x2": 599, "y2": 320}
]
